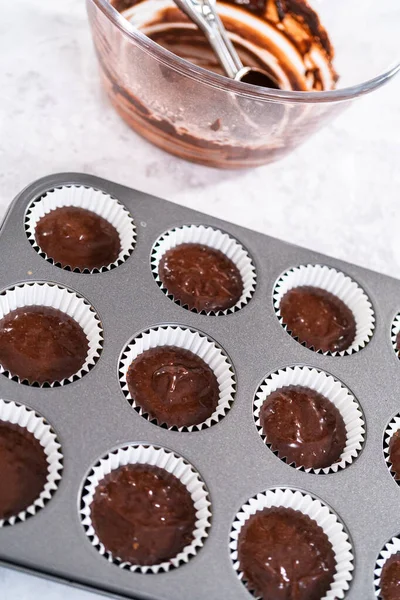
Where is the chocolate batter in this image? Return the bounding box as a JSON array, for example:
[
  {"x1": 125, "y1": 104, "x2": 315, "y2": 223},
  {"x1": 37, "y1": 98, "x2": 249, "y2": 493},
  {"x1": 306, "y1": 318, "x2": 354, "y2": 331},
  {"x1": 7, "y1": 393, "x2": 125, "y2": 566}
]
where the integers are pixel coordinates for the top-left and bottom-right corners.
[
  {"x1": 126, "y1": 346, "x2": 219, "y2": 427},
  {"x1": 112, "y1": 0, "x2": 336, "y2": 90},
  {"x1": 0, "y1": 421, "x2": 48, "y2": 520},
  {"x1": 35, "y1": 206, "x2": 121, "y2": 271},
  {"x1": 396, "y1": 332, "x2": 400, "y2": 353},
  {"x1": 91, "y1": 464, "x2": 196, "y2": 565},
  {"x1": 279, "y1": 286, "x2": 356, "y2": 353},
  {"x1": 260, "y1": 385, "x2": 347, "y2": 469},
  {"x1": 389, "y1": 431, "x2": 400, "y2": 480},
  {"x1": 91, "y1": 0, "x2": 337, "y2": 168},
  {"x1": 158, "y1": 243, "x2": 243, "y2": 312},
  {"x1": 380, "y1": 553, "x2": 400, "y2": 600},
  {"x1": 0, "y1": 306, "x2": 89, "y2": 384},
  {"x1": 238, "y1": 506, "x2": 336, "y2": 600}
]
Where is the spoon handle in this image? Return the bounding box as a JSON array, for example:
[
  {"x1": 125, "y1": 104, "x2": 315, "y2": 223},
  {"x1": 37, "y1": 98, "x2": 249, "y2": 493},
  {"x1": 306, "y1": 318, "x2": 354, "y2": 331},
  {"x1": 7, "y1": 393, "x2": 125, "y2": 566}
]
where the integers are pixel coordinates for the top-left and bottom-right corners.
[{"x1": 173, "y1": 0, "x2": 243, "y2": 78}]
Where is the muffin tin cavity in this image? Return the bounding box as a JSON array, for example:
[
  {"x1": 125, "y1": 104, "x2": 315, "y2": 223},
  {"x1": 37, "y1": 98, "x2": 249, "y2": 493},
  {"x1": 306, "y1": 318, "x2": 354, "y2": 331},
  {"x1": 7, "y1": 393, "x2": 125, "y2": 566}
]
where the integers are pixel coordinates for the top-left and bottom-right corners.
[
  {"x1": 254, "y1": 366, "x2": 365, "y2": 474},
  {"x1": 391, "y1": 313, "x2": 400, "y2": 359},
  {"x1": 374, "y1": 536, "x2": 400, "y2": 598},
  {"x1": 230, "y1": 488, "x2": 354, "y2": 600},
  {"x1": 25, "y1": 186, "x2": 136, "y2": 273},
  {"x1": 118, "y1": 325, "x2": 236, "y2": 431},
  {"x1": 0, "y1": 399, "x2": 63, "y2": 527},
  {"x1": 0, "y1": 282, "x2": 103, "y2": 387},
  {"x1": 80, "y1": 444, "x2": 211, "y2": 573},
  {"x1": 151, "y1": 225, "x2": 256, "y2": 315},
  {"x1": 273, "y1": 264, "x2": 375, "y2": 355},
  {"x1": 383, "y1": 415, "x2": 400, "y2": 484}
]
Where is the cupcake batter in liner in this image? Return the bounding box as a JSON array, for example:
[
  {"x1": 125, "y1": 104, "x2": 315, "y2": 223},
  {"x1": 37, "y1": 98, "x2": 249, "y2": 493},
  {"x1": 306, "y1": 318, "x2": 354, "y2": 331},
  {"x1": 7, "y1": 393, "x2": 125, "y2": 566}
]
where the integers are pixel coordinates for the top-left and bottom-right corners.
[
  {"x1": 0, "y1": 282, "x2": 103, "y2": 387},
  {"x1": 230, "y1": 487, "x2": 354, "y2": 600},
  {"x1": 374, "y1": 535, "x2": 400, "y2": 598},
  {"x1": 80, "y1": 444, "x2": 211, "y2": 573},
  {"x1": 390, "y1": 313, "x2": 400, "y2": 360},
  {"x1": 254, "y1": 366, "x2": 365, "y2": 474},
  {"x1": 383, "y1": 414, "x2": 400, "y2": 485},
  {"x1": 151, "y1": 225, "x2": 256, "y2": 315},
  {"x1": 273, "y1": 264, "x2": 375, "y2": 356},
  {"x1": 25, "y1": 185, "x2": 136, "y2": 273},
  {"x1": 119, "y1": 325, "x2": 236, "y2": 431},
  {"x1": 0, "y1": 399, "x2": 63, "y2": 527}
]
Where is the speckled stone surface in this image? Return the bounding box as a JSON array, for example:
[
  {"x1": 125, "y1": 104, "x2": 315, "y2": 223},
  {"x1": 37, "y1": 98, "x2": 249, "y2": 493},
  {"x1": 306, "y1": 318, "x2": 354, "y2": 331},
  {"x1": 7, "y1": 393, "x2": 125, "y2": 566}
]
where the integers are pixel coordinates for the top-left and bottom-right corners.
[{"x1": 0, "y1": 0, "x2": 399, "y2": 598}]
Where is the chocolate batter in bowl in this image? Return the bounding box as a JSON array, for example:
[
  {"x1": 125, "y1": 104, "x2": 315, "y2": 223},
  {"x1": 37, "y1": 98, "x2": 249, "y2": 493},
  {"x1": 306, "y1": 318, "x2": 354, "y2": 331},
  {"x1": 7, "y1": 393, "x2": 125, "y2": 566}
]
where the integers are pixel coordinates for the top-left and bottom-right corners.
[{"x1": 87, "y1": 0, "x2": 400, "y2": 168}]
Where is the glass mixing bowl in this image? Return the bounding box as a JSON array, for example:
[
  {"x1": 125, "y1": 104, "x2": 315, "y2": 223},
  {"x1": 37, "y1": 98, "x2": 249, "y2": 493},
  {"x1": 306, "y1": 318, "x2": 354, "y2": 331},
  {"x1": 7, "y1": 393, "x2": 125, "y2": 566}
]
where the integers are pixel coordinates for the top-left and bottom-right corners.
[{"x1": 87, "y1": 0, "x2": 400, "y2": 169}]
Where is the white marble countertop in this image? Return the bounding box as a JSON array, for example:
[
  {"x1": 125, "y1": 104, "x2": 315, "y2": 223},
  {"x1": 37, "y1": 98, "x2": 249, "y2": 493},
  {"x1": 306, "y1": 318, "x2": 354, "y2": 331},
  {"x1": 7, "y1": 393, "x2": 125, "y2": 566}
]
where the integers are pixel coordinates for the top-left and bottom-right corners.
[{"x1": 0, "y1": 0, "x2": 399, "y2": 598}]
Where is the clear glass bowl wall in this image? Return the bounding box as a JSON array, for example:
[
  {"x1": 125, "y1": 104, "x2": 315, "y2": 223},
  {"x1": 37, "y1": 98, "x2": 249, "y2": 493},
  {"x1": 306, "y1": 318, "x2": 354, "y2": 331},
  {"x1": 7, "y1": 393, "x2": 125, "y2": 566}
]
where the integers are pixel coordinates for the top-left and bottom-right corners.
[{"x1": 87, "y1": 0, "x2": 400, "y2": 169}]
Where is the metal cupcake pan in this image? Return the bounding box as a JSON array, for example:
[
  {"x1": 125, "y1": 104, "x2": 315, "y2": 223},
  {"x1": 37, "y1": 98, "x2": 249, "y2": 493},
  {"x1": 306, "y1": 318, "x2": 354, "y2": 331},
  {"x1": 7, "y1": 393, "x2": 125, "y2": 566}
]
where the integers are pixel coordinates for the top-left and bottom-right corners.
[{"x1": 0, "y1": 172, "x2": 399, "y2": 600}]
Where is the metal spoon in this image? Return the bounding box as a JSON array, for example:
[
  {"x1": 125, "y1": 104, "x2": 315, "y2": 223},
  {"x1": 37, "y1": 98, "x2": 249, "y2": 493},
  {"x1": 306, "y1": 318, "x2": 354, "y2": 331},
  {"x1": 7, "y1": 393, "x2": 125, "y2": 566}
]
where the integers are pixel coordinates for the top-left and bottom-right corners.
[{"x1": 173, "y1": 0, "x2": 280, "y2": 89}]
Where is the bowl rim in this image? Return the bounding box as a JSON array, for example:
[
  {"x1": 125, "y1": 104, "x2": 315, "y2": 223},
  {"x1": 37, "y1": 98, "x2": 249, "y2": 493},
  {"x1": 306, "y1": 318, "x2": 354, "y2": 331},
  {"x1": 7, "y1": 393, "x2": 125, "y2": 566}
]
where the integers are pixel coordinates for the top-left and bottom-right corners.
[{"x1": 89, "y1": 0, "x2": 400, "y2": 104}]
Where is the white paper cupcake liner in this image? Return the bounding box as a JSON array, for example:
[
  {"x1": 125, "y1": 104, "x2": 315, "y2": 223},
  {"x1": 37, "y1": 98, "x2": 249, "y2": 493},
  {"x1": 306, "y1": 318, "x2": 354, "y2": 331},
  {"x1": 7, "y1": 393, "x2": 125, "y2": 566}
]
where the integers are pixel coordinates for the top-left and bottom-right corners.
[
  {"x1": 0, "y1": 282, "x2": 103, "y2": 387},
  {"x1": 119, "y1": 325, "x2": 236, "y2": 431},
  {"x1": 254, "y1": 366, "x2": 365, "y2": 474},
  {"x1": 25, "y1": 185, "x2": 136, "y2": 273},
  {"x1": 151, "y1": 225, "x2": 256, "y2": 315},
  {"x1": 374, "y1": 536, "x2": 400, "y2": 597},
  {"x1": 80, "y1": 444, "x2": 211, "y2": 573},
  {"x1": 391, "y1": 313, "x2": 400, "y2": 359},
  {"x1": 230, "y1": 487, "x2": 354, "y2": 599},
  {"x1": 273, "y1": 264, "x2": 375, "y2": 356},
  {"x1": 0, "y1": 399, "x2": 63, "y2": 527},
  {"x1": 383, "y1": 414, "x2": 400, "y2": 484}
]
